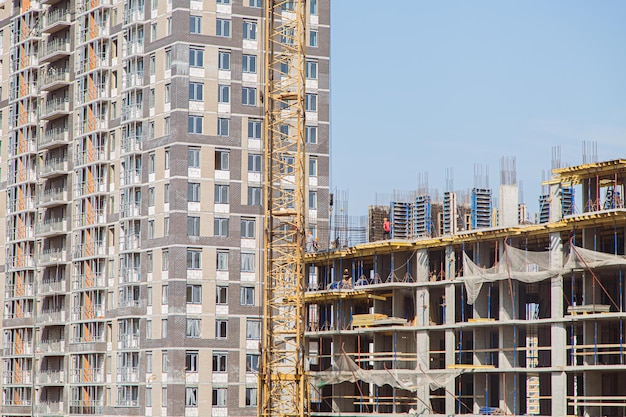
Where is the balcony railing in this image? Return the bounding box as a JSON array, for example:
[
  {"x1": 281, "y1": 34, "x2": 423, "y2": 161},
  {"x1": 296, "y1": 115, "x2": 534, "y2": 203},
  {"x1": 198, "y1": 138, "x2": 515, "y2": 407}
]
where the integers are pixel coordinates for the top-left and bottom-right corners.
[
  {"x1": 39, "y1": 128, "x2": 70, "y2": 147},
  {"x1": 116, "y1": 367, "x2": 140, "y2": 382},
  {"x1": 7, "y1": 254, "x2": 36, "y2": 269},
  {"x1": 44, "y1": 8, "x2": 70, "y2": 28},
  {"x1": 40, "y1": 277, "x2": 67, "y2": 293},
  {"x1": 119, "y1": 235, "x2": 140, "y2": 251},
  {"x1": 123, "y1": 8, "x2": 145, "y2": 24},
  {"x1": 69, "y1": 400, "x2": 103, "y2": 415},
  {"x1": 37, "y1": 339, "x2": 65, "y2": 354},
  {"x1": 40, "y1": 157, "x2": 69, "y2": 175},
  {"x1": 41, "y1": 97, "x2": 70, "y2": 118},
  {"x1": 73, "y1": 209, "x2": 106, "y2": 228},
  {"x1": 34, "y1": 402, "x2": 65, "y2": 415},
  {"x1": 39, "y1": 248, "x2": 67, "y2": 264},
  {"x1": 40, "y1": 38, "x2": 70, "y2": 59},
  {"x1": 71, "y1": 272, "x2": 106, "y2": 290},
  {"x1": 73, "y1": 242, "x2": 107, "y2": 259},
  {"x1": 36, "y1": 309, "x2": 65, "y2": 324},
  {"x1": 3, "y1": 342, "x2": 33, "y2": 356},
  {"x1": 69, "y1": 368, "x2": 105, "y2": 383},
  {"x1": 120, "y1": 203, "x2": 141, "y2": 218},
  {"x1": 5, "y1": 283, "x2": 34, "y2": 298},
  {"x1": 2, "y1": 370, "x2": 33, "y2": 385},
  {"x1": 39, "y1": 188, "x2": 68, "y2": 205},
  {"x1": 37, "y1": 217, "x2": 68, "y2": 235},
  {"x1": 122, "y1": 72, "x2": 144, "y2": 89},
  {"x1": 120, "y1": 136, "x2": 142, "y2": 153},
  {"x1": 71, "y1": 304, "x2": 105, "y2": 321},
  {"x1": 119, "y1": 268, "x2": 140, "y2": 283},
  {"x1": 74, "y1": 147, "x2": 107, "y2": 166},
  {"x1": 37, "y1": 369, "x2": 65, "y2": 384},
  {"x1": 120, "y1": 169, "x2": 141, "y2": 186},
  {"x1": 120, "y1": 105, "x2": 143, "y2": 121},
  {"x1": 117, "y1": 335, "x2": 139, "y2": 349}
]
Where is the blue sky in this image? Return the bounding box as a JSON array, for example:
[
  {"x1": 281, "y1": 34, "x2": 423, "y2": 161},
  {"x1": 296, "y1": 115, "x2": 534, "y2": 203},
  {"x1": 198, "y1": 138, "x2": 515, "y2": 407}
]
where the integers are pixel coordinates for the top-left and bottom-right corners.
[{"x1": 330, "y1": 1, "x2": 626, "y2": 216}]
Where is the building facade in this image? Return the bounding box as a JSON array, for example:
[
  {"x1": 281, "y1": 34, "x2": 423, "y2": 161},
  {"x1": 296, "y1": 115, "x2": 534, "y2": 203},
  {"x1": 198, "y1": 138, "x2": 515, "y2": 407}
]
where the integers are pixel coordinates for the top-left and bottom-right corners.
[
  {"x1": 306, "y1": 160, "x2": 626, "y2": 417},
  {"x1": 0, "y1": 0, "x2": 329, "y2": 415}
]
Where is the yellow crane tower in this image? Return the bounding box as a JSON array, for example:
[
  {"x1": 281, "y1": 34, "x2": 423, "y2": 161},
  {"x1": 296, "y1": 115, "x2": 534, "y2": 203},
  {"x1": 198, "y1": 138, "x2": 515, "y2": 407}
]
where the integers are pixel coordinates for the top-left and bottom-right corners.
[{"x1": 259, "y1": 1, "x2": 308, "y2": 417}]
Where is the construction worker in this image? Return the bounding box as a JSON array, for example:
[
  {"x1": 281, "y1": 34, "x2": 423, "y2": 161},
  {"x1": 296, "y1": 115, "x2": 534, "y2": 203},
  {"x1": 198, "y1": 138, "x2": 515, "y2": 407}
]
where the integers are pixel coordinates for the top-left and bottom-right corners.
[
  {"x1": 306, "y1": 230, "x2": 315, "y2": 253},
  {"x1": 383, "y1": 217, "x2": 391, "y2": 240}
]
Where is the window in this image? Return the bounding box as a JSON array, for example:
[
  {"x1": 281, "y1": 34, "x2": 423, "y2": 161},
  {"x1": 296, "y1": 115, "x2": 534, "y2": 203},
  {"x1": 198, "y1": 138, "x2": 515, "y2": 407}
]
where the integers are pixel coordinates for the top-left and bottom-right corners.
[
  {"x1": 245, "y1": 388, "x2": 257, "y2": 407},
  {"x1": 215, "y1": 149, "x2": 229, "y2": 170},
  {"x1": 186, "y1": 318, "x2": 201, "y2": 338},
  {"x1": 248, "y1": 154, "x2": 262, "y2": 172},
  {"x1": 165, "y1": 48, "x2": 172, "y2": 68},
  {"x1": 240, "y1": 287, "x2": 254, "y2": 306},
  {"x1": 148, "y1": 219, "x2": 155, "y2": 239},
  {"x1": 185, "y1": 387, "x2": 198, "y2": 407},
  {"x1": 165, "y1": 83, "x2": 171, "y2": 102},
  {"x1": 164, "y1": 116, "x2": 170, "y2": 135},
  {"x1": 242, "y1": 54, "x2": 256, "y2": 73},
  {"x1": 189, "y1": 82, "x2": 203, "y2": 101},
  {"x1": 189, "y1": 48, "x2": 204, "y2": 67},
  {"x1": 151, "y1": 23, "x2": 157, "y2": 41},
  {"x1": 188, "y1": 147, "x2": 200, "y2": 168},
  {"x1": 146, "y1": 352, "x2": 153, "y2": 373},
  {"x1": 164, "y1": 217, "x2": 169, "y2": 236},
  {"x1": 309, "y1": 190, "x2": 317, "y2": 209},
  {"x1": 243, "y1": 20, "x2": 257, "y2": 40},
  {"x1": 187, "y1": 216, "x2": 200, "y2": 236},
  {"x1": 147, "y1": 287, "x2": 153, "y2": 306},
  {"x1": 186, "y1": 285, "x2": 201, "y2": 304},
  {"x1": 188, "y1": 115, "x2": 203, "y2": 134},
  {"x1": 306, "y1": 125, "x2": 317, "y2": 144},
  {"x1": 218, "y1": 85, "x2": 230, "y2": 103},
  {"x1": 241, "y1": 218, "x2": 255, "y2": 238},
  {"x1": 149, "y1": 153, "x2": 155, "y2": 174},
  {"x1": 216, "y1": 18, "x2": 231, "y2": 37},
  {"x1": 162, "y1": 249, "x2": 169, "y2": 270},
  {"x1": 149, "y1": 121, "x2": 155, "y2": 139},
  {"x1": 152, "y1": 0, "x2": 157, "y2": 9},
  {"x1": 309, "y1": 156, "x2": 318, "y2": 176},
  {"x1": 148, "y1": 253, "x2": 154, "y2": 275},
  {"x1": 241, "y1": 253, "x2": 255, "y2": 272},
  {"x1": 309, "y1": 29, "x2": 318, "y2": 47},
  {"x1": 161, "y1": 319, "x2": 167, "y2": 338},
  {"x1": 218, "y1": 50, "x2": 230, "y2": 70},
  {"x1": 146, "y1": 319, "x2": 152, "y2": 338},
  {"x1": 161, "y1": 387, "x2": 167, "y2": 407},
  {"x1": 242, "y1": 87, "x2": 256, "y2": 106},
  {"x1": 212, "y1": 388, "x2": 227, "y2": 408},
  {"x1": 217, "y1": 251, "x2": 228, "y2": 270},
  {"x1": 246, "y1": 319, "x2": 261, "y2": 339},
  {"x1": 248, "y1": 187, "x2": 262, "y2": 206},
  {"x1": 188, "y1": 182, "x2": 200, "y2": 202},
  {"x1": 246, "y1": 354, "x2": 259, "y2": 373},
  {"x1": 214, "y1": 218, "x2": 229, "y2": 237},
  {"x1": 167, "y1": 17, "x2": 172, "y2": 35},
  {"x1": 146, "y1": 387, "x2": 152, "y2": 407},
  {"x1": 217, "y1": 118, "x2": 229, "y2": 137},
  {"x1": 186, "y1": 351, "x2": 199, "y2": 372},
  {"x1": 217, "y1": 0, "x2": 230, "y2": 3},
  {"x1": 281, "y1": 155, "x2": 295, "y2": 174},
  {"x1": 215, "y1": 184, "x2": 229, "y2": 204},
  {"x1": 148, "y1": 187, "x2": 155, "y2": 206},
  {"x1": 248, "y1": 119, "x2": 262, "y2": 139},
  {"x1": 189, "y1": 15, "x2": 201, "y2": 34},
  {"x1": 187, "y1": 249, "x2": 202, "y2": 269},
  {"x1": 215, "y1": 319, "x2": 227, "y2": 338},
  {"x1": 249, "y1": 0, "x2": 261, "y2": 7},
  {"x1": 164, "y1": 183, "x2": 170, "y2": 203},
  {"x1": 161, "y1": 284, "x2": 168, "y2": 305},
  {"x1": 213, "y1": 352, "x2": 227, "y2": 372},
  {"x1": 150, "y1": 54, "x2": 156, "y2": 75},
  {"x1": 306, "y1": 60, "x2": 318, "y2": 79},
  {"x1": 306, "y1": 93, "x2": 317, "y2": 111},
  {"x1": 165, "y1": 148, "x2": 170, "y2": 169},
  {"x1": 216, "y1": 286, "x2": 228, "y2": 304}
]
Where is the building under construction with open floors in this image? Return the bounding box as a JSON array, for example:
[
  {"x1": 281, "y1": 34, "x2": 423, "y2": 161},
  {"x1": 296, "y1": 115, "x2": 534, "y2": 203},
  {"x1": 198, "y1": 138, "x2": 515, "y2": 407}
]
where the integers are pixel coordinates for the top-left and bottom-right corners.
[
  {"x1": 305, "y1": 158, "x2": 626, "y2": 417},
  {"x1": 0, "y1": 0, "x2": 330, "y2": 416}
]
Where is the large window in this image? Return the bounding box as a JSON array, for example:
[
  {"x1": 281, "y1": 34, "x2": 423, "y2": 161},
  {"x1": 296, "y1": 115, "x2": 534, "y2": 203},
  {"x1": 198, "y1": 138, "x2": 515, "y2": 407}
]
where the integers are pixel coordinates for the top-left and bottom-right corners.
[
  {"x1": 243, "y1": 20, "x2": 257, "y2": 40},
  {"x1": 306, "y1": 125, "x2": 317, "y2": 144},
  {"x1": 242, "y1": 87, "x2": 256, "y2": 106},
  {"x1": 216, "y1": 18, "x2": 231, "y2": 37},
  {"x1": 215, "y1": 184, "x2": 229, "y2": 204},
  {"x1": 187, "y1": 216, "x2": 200, "y2": 236},
  {"x1": 306, "y1": 60, "x2": 318, "y2": 79},
  {"x1": 248, "y1": 0, "x2": 261, "y2": 7},
  {"x1": 218, "y1": 50, "x2": 230, "y2": 70},
  {"x1": 241, "y1": 218, "x2": 255, "y2": 238},
  {"x1": 214, "y1": 218, "x2": 228, "y2": 237},
  {"x1": 212, "y1": 388, "x2": 227, "y2": 407},
  {"x1": 248, "y1": 187, "x2": 262, "y2": 206},
  {"x1": 217, "y1": 118, "x2": 229, "y2": 137},
  {"x1": 216, "y1": 251, "x2": 228, "y2": 270},
  {"x1": 241, "y1": 253, "x2": 255, "y2": 272},
  {"x1": 188, "y1": 148, "x2": 200, "y2": 168},
  {"x1": 248, "y1": 119, "x2": 262, "y2": 139},
  {"x1": 246, "y1": 319, "x2": 261, "y2": 340},
  {"x1": 189, "y1": 15, "x2": 201, "y2": 34},
  {"x1": 309, "y1": 190, "x2": 317, "y2": 209},
  {"x1": 248, "y1": 154, "x2": 261, "y2": 172},
  {"x1": 240, "y1": 287, "x2": 254, "y2": 306},
  {"x1": 186, "y1": 351, "x2": 199, "y2": 372},
  {"x1": 213, "y1": 352, "x2": 227, "y2": 372},
  {"x1": 245, "y1": 388, "x2": 258, "y2": 407},
  {"x1": 189, "y1": 48, "x2": 204, "y2": 67},
  {"x1": 187, "y1": 249, "x2": 201, "y2": 269},
  {"x1": 216, "y1": 286, "x2": 228, "y2": 304},
  {"x1": 309, "y1": 29, "x2": 318, "y2": 47},
  {"x1": 242, "y1": 54, "x2": 256, "y2": 73},
  {"x1": 309, "y1": 156, "x2": 318, "y2": 176},
  {"x1": 185, "y1": 387, "x2": 198, "y2": 408},
  {"x1": 186, "y1": 318, "x2": 201, "y2": 338},
  {"x1": 186, "y1": 285, "x2": 202, "y2": 304},
  {"x1": 187, "y1": 182, "x2": 200, "y2": 202},
  {"x1": 215, "y1": 150, "x2": 230, "y2": 170},
  {"x1": 188, "y1": 115, "x2": 203, "y2": 134},
  {"x1": 218, "y1": 85, "x2": 230, "y2": 103},
  {"x1": 189, "y1": 82, "x2": 203, "y2": 101},
  {"x1": 246, "y1": 353, "x2": 260, "y2": 373},
  {"x1": 306, "y1": 93, "x2": 317, "y2": 111},
  {"x1": 215, "y1": 320, "x2": 227, "y2": 339}
]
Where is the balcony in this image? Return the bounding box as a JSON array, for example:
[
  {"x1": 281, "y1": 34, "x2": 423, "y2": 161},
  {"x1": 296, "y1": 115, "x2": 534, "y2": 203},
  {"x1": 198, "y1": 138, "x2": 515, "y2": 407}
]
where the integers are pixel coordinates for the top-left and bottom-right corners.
[
  {"x1": 3, "y1": 342, "x2": 34, "y2": 356},
  {"x1": 119, "y1": 268, "x2": 140, "y2": 283},
  {"x1": 119, "y1": 235, "x2": 140, "y2": 251},
  {"x1": 71, "y1": 304, "x2": 106, "y2": 321},
  {"x1": 73, "y1": 210, "x2": 106, "y2": 228},
  {"x1": 34, "y1": 401, "x2": 66, "y2": 415},
  {"x1": 117, "y1": 335, "x2": 139, "y2": 350},
  {"x1": 69, "y1": 368, "x2": 105, "y2": 383},
  {"x1": 15, "y1": 110, "x2": 39, "y2": 127},
  {"x1": 122, "y1": 72, "x2": 144, "y2": 90},
  {"x1": 7, "y1": 254, "x2": 36, "y2": 269},
  {"x1": 75, "y1": 118, "x2": 109, "y2": 136},
  {"x1": 36, "y1": 309, "x2": 66, "y2": 325},
  {"x1": 74, "y1": 147, "x2": 108, "y2": 166},
  {"x1": 120, "y1": 203, "x2": 141, "y2": 218},
  {"x1": 9, "y1": 139, "x2": 36, "y2": 156},
  {"x1": 42, "y1": 8, "x2": 70, "y2": 34},
  {"x1": 69, "y1": 400, "x2": 104, "y2": 415},
  {"x1": 39, "y1": 128, "x2": 70, "y2": 149},
  {"x1": 5, "y1": 282, "x2": 35, "y2": 298},
  {"x1": 73, "y1": 242, "x2": 107, "y2": 259},
  {"x1": 7, "y1": 168, "x2": 36, "y2": 185},
  {"x1": 39, "y1": 188, "x2": 69, "y2": 207},
  {"x1": 120, "y1": 169, "x2": 141, "y2": 187},
  {"x1": 120, "y1": 136, "x2": 142, "y2": 154},
  {"x1": 18, "y1": 53, "x2": 39, "y2": 69},
  {"x1": 116, "y1": 367, "x2": 140, "y2": 383},
  {"x1": 40, "y1": 67, "x2": 70, "y2": 92},
  {"x1": 7, "y1": 225, "x2": 35, "y2": 241},
  {"x1": 74, "y1": 181, "x2": 107, "y2": 197},
  {"x1": 80, "y1": 25, "x2": 110, "y2": 42},
  {"x1": 77, "y1": 0, "x2": 112, "y2": 11},
  {"x1": 38, "y1": 248, "x2": 67, "y2": 265},
  {"x1": 120, "y1": 105, "x2": 143, "y2": 122},
  {"x1": 7, "y1": 196, "x2": 36, "y2": 214},
  {"x1": 2, "y1": 370, "x2": 33, "y2": 385},
  {"x1": 39, "y1": 278, "x2": 67, "y2": 294},
  {"x1": 40, "y1": 38, "x2": 71, "y2": 62},
  {"x1": 11, "y1": 82, "x2": 38, "y2": 100},
  {"x1": 39, "y1": 157, "x2": 69, "y2": 178},
  {"x1": 123, "y1": 7, "x2": 145, "y2": 24},
  {"x1": 36, "y1": 370, "x2": 65, "y2": 385},
  {"x1": 37, "y1": 217, "x2": 69, "y2": 237},
  {"x1": 41, "y1": 97, "x2": 70, "y2": 120},
  {"x1": 36, "y1": 339, "x2": 65, "y2": 355},
  {"x1": 71, "y1": 272, "x2": 106, "y2": 290},
  {"x1": 76, "y1": 54, "x2": 110, "y2": 74}
]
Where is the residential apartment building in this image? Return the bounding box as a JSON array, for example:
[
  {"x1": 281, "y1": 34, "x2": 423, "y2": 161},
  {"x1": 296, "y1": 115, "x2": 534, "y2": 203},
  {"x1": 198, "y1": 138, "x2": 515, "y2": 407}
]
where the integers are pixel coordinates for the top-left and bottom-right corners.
[{"x1": 0, "y1": 0, "x2": 330, "y2": 415}]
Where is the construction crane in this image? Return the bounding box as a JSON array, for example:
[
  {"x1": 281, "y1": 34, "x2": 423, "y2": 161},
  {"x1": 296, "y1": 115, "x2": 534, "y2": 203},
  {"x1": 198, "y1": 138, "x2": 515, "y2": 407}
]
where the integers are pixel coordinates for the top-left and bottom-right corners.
[{"x1": 259, "y1": 1, "x2": 308, "y2": 417}]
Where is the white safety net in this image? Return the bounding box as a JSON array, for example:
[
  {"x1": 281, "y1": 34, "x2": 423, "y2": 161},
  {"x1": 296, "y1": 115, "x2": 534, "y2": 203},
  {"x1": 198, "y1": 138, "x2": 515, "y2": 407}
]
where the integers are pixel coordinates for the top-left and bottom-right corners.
[{"x1": 311, "y1": 354, "x2": 462, "y2": 392}]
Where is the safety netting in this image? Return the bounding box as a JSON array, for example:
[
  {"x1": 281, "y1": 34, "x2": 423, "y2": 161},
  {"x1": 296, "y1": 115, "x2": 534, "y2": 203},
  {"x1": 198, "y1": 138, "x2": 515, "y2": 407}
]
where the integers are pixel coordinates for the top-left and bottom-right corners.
[
  {"x1": 462, "y1": 244, "x2": 626, "y2": 305},
  {"x1": 311, "y1": 354, "x2": 463, "y2": 391}
]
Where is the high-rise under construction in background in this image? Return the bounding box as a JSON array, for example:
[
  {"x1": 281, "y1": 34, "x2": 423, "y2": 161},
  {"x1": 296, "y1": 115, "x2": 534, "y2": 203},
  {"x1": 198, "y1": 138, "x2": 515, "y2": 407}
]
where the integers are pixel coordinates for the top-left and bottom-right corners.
[{"x1": 0, "y1": 0, "x2": 329, "y2": 415}]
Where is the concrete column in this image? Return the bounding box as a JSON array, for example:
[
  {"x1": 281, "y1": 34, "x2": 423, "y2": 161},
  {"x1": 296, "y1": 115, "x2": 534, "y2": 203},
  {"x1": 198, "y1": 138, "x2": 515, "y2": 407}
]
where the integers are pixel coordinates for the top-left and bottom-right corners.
[
  {"x1": 416, "y1": 249, "x2": 430, "y2": 326},
  {"x1": 550, "y1": 232, "x2": 567, "y2": 416},
  {"x1": 444, "y1": 246, "x2": 458, "y2": 415},
  {"x1": 416, "y1": 329, "x2": 430, "y2": 415},
  {"x1": 549, "y1": 183, "x2": 563, "y2": 222}
]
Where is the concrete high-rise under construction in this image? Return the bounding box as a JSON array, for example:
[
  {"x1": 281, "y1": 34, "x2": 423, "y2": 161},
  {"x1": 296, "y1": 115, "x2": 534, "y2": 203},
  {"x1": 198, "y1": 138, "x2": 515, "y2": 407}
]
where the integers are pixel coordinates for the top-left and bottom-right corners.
[{"x1": 0, "y1": 0, "x2": 329, "y2": 415}]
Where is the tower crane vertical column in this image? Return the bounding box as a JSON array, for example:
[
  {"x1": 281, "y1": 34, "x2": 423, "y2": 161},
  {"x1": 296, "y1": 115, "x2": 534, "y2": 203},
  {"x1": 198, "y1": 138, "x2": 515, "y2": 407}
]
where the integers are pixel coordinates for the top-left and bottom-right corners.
[{"x1": 259, "y1": 1, "x2": 308, "y2": 417}]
